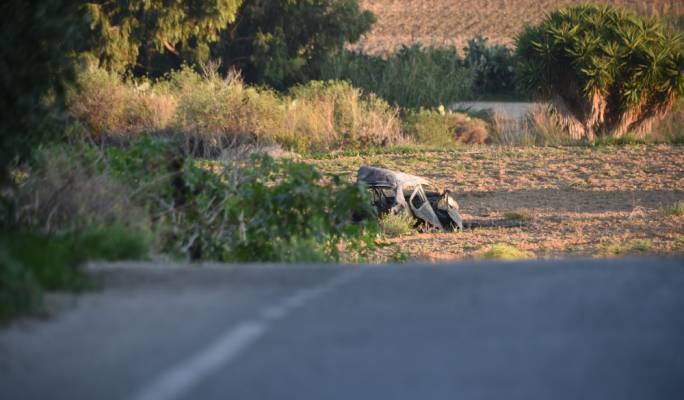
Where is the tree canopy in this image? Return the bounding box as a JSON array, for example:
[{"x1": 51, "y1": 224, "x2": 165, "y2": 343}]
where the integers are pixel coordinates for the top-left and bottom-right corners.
[
  {"x1": 84, "y1": 0, "x2": 244, "y2": 73},
  {"x1": 0, "y1": 0, "x2": 85, "y2": 190},
  {"x1": 213, "y1": 0, "x2": 376, "y2": 88}
]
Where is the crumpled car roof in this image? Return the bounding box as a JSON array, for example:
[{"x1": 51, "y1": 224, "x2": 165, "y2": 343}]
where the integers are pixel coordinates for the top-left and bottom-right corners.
[{"x1": 357, "y1": 166, "x2": 431, "y2": 189}]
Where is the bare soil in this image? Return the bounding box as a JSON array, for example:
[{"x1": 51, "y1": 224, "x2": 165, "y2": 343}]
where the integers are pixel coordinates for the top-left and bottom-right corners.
[
  {"x1": 309, "y1": 145, "x2": 684, "y2": 261},
  {"x1": 357, "y1": 0, "x2": 683, "y2": 54}
]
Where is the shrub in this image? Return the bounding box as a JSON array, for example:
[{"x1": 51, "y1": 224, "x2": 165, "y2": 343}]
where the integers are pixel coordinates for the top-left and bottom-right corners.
[
  {"x1": 516, "y1": 4, "x2": 684, "y2": 140},
  {"x1": 0, "y1": 250, "x2": 41, "y2": 322},
  {"x1": 285, "y1": 80, "x2": 404, "y2": 152},
  {"x1": 322, "y1": 45, "x2": 475, "y2": 109},
  {"x1": 224, "y1": 156, "x2": 379, "y2": 262},
  {"x1": 0, "y1": 226, "x2": 149, "y2": 322},
  {"x1": 167, "y1": 67, "x2": 284, "y2": 156},
  {"x1": 487, "y1": 104, "x2": 574, "y2": 146},
  {"x1": 379, "y1": 212, "x2": 415, "y2": 238},
  {"x1": 403, "y1": 107, "x2": 488, "y2": 145},
  {"x1": 477, "y1": 244, "x2": 535, "y2": 261},
  {"x1": 463, "y1": 36, "x2": 517, "y2": 95},
  {"x1": 664, "y1": 200, "x2": 684, "y2": 216},
  {"x1": 67, "y1": 67, "x2": 177, "y2": 141},
  {"x1": 67, "y1": 68, "x2": 404, "y2": 154},
  {"x1": 75, "y1": 224, "x2": 150, "y2": 262},
  {"x1": 14, "y1": 145, "x2": 146, "y2": 234},
  {"x1": 102, "y1": 137, "x2": 380, "y2": 262}
]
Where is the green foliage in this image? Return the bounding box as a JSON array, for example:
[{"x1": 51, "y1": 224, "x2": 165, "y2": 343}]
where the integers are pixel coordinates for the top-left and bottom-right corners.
[
  {"x1": 75, "y1": 224, "x2": 150, "y2": 261},
  {"x1": 0, "y1": 0, "x2": 83, "y2": 194},
  {"x1": 463, "y1": 36, "x2": 517, "y2": 95},
  {"x1": 213, "y1": 0, "x2": 375, "y2": 88},
  {"x1": 379, "y1": 212, "x2": 415, "y2": 238},
  {"x1": 103, "y1": 137, "x2": 380, "y2": 262},
  {"x1": 84, "y1": 0, "x2": 244, "y2": 74},
  {"x1": 0, "y1": 226, "x2": 149, "y2": 321},
  {"x1": 664, "y1": 200, "x2": 684, "y2": 217},
  {"x1": 403, "y1": 107, "x2": 489, "y2": 145},
  {"x1": 224, "y1": 156, "x2": 379, "y2": 262},
  {"x1": 516, "y1": 4, "x2": 684, "y2": 139},
  {"x1": 0, "y1": 250, "x2": 42, "y2": 322},
  {"x1": 322, "y1": 45, "x2": 474, "y2": 108}
]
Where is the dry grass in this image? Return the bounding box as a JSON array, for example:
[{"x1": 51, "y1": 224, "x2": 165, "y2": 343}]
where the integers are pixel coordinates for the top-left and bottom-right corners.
[
  {"x1": 14, "y1": 147, "x2": 145, "y2": 234},
  {"x1": 309, "y1": 145, "x2": 684, "y2": 261},
  {"x1": 357, "y1": 0, "x2": 682, "y2": 54},
  {"x1": 67, "y1": 67, "x2": 405, "y2": 155}
]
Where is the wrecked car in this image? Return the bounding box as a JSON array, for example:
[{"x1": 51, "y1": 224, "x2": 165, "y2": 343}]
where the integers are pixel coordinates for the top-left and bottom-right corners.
[{"x1": 356, "y1": 166, "x2": 463, "y2": 231}]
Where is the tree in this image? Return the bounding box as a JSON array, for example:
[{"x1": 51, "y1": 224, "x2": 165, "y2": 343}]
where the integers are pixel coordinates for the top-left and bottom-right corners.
[
  {"x1": 0, "y1": 0, "x2": 84, "y2": 189},
  {"x1": 516, "y1": 5, "x2": 684, "y2": 140},
  {"x1": 84, "y1": 0, "x2": 243, "y2": 74},
  {"x1": 213, "y1": 0, "x2": 375, "y2": 89}
]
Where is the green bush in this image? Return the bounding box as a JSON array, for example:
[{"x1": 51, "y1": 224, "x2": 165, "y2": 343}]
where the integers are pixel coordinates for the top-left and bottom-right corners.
[
  {"x1": 75, "y1": 224, "x2": 150, "y2": 262},
  {"x1": 463, "y1": 36, "x2": 517, "y2": 96},
  {"x1": 516, "y1": 4, "x2": 684, "y2": 140},
  {"x1": 0, "y1": 226, "x2": 149, "y2": 321},
  {"x1": 322, "y1": 45, "x2": 475, "y2": 109},
  {"x1": 103, "y1": 137, "x2": 380, "y2": 262},
  {"x1": 403, "y1": 107, "x2": 489, "y2": 145},
  {"x1": 0, "y1": 250, "x2": 42, "y2": 322}
]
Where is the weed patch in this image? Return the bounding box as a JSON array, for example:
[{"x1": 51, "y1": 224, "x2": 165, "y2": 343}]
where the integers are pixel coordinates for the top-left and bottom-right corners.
[
  {"x1": 598, "y1": 239, "x2": 654, "y2": 257},
  {"x1": 477, "y1": 244, "x2": 535, "y2": 261},
  {"x1": 504, "y1": 210, "x2": 532, "y2": 222},
  {"x1": 663, "y1": 201, "x2": 684, "y2": 217},
  {"x1": 379, "y1": 212, "x2": 415, "y2": 238}
]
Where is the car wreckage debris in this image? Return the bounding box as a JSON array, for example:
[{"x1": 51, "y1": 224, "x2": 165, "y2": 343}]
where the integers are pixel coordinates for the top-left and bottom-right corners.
[{"x1": 356, "y1": 166, "x2": 464, "y2": 231}]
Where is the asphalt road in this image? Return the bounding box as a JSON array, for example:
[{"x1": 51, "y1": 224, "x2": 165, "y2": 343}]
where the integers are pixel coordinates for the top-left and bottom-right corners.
[{"x1": 1, "y1": 258, "x2": 683, "y2": 400}]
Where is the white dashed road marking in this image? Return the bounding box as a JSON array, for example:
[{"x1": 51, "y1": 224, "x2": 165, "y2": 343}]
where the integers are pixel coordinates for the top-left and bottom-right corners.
[{"x1": 129, "y1": 268, "x2": 362, "y2": 400}]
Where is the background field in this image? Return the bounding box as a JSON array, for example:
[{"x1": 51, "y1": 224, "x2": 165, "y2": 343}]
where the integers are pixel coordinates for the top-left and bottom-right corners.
[
  {"x1": 311, "y1": 145, "x2": 684, "y2": 261},
  {"x1": 357, "y1": 0, "x2": 684, "y2": 53}
]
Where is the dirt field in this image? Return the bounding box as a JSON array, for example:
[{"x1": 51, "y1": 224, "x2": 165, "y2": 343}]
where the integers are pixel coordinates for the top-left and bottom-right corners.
[
  {"x1": 310, "y1": 145, "x2": 684, "y2": 261},
  {"x1": 357, "y1": 0, "x2": 683, "y2": 53}
]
